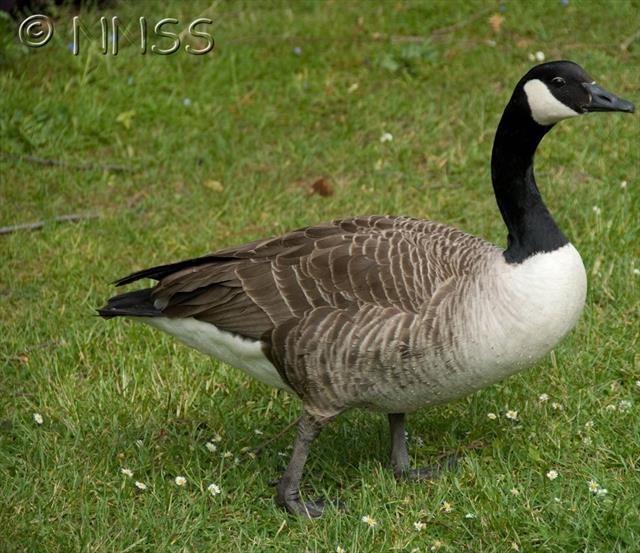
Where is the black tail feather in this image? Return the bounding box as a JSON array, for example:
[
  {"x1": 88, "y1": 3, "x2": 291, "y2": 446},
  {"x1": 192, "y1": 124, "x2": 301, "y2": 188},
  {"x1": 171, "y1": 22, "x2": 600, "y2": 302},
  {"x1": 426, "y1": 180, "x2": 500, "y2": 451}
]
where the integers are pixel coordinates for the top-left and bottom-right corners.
[
  {"x1": 97, "y1": 288, "x2": 160, "y2": 318},
  {"x1": 113, "y1": 255, "x2": 232, "y2": 287}
]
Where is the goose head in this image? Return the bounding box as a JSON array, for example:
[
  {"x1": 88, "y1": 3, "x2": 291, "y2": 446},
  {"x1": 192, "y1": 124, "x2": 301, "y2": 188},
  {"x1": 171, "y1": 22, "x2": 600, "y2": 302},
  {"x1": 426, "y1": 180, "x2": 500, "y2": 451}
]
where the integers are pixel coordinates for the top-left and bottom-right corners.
[{"x1": 516, "y1": 60, "x2": 634, "y2": 127}]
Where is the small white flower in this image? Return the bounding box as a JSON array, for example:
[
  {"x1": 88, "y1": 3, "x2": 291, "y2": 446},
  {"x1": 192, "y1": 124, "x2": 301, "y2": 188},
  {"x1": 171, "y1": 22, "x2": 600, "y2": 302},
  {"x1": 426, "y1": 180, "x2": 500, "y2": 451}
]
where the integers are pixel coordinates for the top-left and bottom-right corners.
[
  {"x1": 551, "y1": 402, "x2": 563, "y2": 411},
  {"x1": 430, "y1": 540, "x2": 443, "y2": 551},
  {"x1": 414, "y1": 520, "x2": 427, "y2": 531},
  {"x1": 464, "y1": 512, "x2": 477, "y2": 519},
  {"x1": 120, "y1": 468, "x2": 133, "y2": 478},
  {"x1": 535, "y1": 51, "x2": 545, "y2": 62},
  {"x1": 585, "y1": 420, "x2": 594, "y2": 429},
  {"x1": 212, "y1": 433, "x2": 222, "y2": 442},
  {"x1": 379, "y1": 132, "x2": 393, "y2": 143},
  {"x1": 510, "y1": 488, "x2": 520, "y2": 496},
  {"x1": 605, "y1": 404, "x2": 617, "y2": 412},
  {"x1": 538, "y1": 393, "x2": 549, "y2": 403},
  {"x1": 254, "y1": 429, "x2": 264, "y2": 435},
  {"x1": 635, "y1": 380, "x2": 640, "y2": 388},
  {"x1": 207, "y1": 483, "x2": 221, "y2": 496},
  {"x1": 505, "y1": 410, "x2": 518, "y2": 420},
  {"x1": 223, "y1": 451, "x2": 233, "y2": 459},
  {"x1": 592, "y1": 205, "x2": 602, "y2": 215},
  {"x1": 620, "y1": 180, "x2": 627, "y2": 189},
  {"x1": 205, "y1": 442, "x2": 217, "y2": 452},
  {"x1": 553, "y1": 497, "x2": 561, "y2": 503},
  {"x1": 175, "y1": 476, "x2": 187, "y2": 486},
  {"x1": 336, "y1": 547, "x2": 346, "y2": 553},
  {"x1": 361, "y1": 514, "x2": 377, "y2": 527},
  {"x1": 618, "y1": 400, "x2": 632, "y2": 411},
  {"x1": 596, "y1": 487, "x2": 608, "y2": 496},
  {"x1": 588, "y1": 479, "x2": 600, "y2": 493},
  {"x1": 442, "y1": 501, "x2": 453, "y2": 513},
  {"x1": 511, "y1": 542, "x2": 520, "y2": 552},
  {"x1": 634, "y1": 269, "x2": 640, "y2": 276},
  {"x1": 33, "y1": 413, "x2": 43, "y2": 425},
  {"x1": 134, "y1": 481, "x2": 147, "y2": 490},
  {"x1": 487, "y1": 412, "x2": 498, "y2": 420},
  {"x1": 582, "y1": 436, "x2": 592, "y2": 445},
  {"x1": 546, "y1": 469, "x2": 559, "y2": 481}
]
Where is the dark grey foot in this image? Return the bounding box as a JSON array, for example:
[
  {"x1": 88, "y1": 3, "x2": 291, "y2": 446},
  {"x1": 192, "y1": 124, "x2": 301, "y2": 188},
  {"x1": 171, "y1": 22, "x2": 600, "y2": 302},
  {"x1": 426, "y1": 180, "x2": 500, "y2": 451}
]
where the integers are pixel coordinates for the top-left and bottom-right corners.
[
  {"x1": 395, "y1": 453, "x2": 459, "y2": 481},
  {"x1": 277, "y1": 490, "x2": 342, "y2": 518}
]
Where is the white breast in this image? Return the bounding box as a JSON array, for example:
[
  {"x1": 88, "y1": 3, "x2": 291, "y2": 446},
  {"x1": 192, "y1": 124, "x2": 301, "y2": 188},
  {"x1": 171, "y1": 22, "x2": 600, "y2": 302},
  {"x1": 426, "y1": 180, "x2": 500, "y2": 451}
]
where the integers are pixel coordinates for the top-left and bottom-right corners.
[
  {"x1": 139, "y1": 317, "x2": 292, "y2": 391},
  {"x1": 460, "y1": 243, "x2": 587, "y2": 384}
]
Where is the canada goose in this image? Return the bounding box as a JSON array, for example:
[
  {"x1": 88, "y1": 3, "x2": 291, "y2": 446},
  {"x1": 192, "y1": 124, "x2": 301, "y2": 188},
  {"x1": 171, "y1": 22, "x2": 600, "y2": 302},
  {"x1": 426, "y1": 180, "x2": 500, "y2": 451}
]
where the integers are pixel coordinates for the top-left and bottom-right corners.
[{"x1": 99, "y1": 61, "x2": 634, "y2": 517}]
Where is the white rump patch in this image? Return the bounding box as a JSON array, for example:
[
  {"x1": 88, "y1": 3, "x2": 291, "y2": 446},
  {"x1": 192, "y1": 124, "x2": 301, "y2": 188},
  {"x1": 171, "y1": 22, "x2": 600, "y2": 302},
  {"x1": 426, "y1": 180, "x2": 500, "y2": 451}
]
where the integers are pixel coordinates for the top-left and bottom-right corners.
[
  {"x1": 139, "y1": 316, "x2": 292, "y2": 391},
  {"x1": 524, "y1": 79, "x2": 579, "y2": 125}
]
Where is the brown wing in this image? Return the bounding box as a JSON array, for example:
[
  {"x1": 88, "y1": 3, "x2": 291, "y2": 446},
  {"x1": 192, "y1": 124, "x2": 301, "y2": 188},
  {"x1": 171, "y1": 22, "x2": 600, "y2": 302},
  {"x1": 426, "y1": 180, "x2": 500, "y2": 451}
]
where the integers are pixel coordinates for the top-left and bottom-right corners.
[{"x1": 138, "y1": 215, "x2": 493, "y2": 340}]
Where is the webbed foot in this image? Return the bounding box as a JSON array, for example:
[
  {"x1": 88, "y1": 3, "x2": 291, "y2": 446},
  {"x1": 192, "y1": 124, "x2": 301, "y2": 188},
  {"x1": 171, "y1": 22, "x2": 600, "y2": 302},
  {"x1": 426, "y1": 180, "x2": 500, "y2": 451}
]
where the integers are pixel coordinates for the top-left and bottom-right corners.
[{"x1": 394, "y1": 453, "x2": 459, "y2": 481}]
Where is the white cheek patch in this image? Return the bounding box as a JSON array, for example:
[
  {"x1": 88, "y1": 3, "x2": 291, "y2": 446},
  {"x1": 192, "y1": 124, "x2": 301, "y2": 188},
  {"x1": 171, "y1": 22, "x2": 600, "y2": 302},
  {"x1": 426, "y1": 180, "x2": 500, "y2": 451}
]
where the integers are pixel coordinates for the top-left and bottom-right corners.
[{"x1": 523, "y1": 79, "x2": 579, "y2": 125}]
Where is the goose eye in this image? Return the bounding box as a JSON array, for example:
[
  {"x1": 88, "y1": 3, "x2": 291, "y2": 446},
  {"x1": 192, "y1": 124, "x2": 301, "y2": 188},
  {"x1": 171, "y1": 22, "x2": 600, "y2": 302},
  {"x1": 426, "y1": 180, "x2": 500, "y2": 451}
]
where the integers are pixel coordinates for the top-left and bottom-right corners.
[{"x1": 551, "y1": 77, "x2": 566, "y2": 88}]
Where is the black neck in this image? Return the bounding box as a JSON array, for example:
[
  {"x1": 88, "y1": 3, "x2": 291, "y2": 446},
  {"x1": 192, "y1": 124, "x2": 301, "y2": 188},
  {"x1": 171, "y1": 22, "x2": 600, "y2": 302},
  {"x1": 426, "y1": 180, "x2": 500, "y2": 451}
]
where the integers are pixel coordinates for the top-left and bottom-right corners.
[{"x1": 491, "y1": 99, "x2": 569, "y2": 264}]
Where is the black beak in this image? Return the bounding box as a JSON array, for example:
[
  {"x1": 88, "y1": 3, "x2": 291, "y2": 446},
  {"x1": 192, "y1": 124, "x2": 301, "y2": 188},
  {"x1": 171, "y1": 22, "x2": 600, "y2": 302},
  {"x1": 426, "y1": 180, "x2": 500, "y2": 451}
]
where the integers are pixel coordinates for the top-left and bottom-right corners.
[{"x1": 582, "y1": 82, "x2": 635, "y2": 113}]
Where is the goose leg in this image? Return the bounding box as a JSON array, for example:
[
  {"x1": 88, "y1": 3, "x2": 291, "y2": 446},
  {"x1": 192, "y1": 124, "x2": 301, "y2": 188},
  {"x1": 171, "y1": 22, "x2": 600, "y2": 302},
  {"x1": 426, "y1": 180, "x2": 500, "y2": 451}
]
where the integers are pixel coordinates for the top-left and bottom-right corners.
[
  {"x1": 276, "y1": 411, "x2": 330, "y2": 518},
  {"x1": 388, "y1": 413, "x2": 458, "y2": 481}
]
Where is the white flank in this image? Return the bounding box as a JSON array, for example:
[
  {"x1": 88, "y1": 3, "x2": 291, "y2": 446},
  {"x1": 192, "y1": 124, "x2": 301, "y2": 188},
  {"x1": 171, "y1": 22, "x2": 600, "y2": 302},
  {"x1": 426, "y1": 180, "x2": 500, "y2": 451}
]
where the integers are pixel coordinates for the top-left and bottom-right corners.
[
  {"x1": 140, "y1": 316, "x2": 292, "y2": 391},
  {"x1": 524, "y1": 79, "x2": 579, "y2": 125}
]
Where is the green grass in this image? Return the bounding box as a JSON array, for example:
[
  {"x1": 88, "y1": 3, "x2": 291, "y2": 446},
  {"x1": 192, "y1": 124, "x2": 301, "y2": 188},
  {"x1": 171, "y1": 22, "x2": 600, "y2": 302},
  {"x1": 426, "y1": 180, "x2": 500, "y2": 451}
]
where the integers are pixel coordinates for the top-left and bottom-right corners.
[{"x1": 1, "y1": 0, "x2": 639, "y2": 551}]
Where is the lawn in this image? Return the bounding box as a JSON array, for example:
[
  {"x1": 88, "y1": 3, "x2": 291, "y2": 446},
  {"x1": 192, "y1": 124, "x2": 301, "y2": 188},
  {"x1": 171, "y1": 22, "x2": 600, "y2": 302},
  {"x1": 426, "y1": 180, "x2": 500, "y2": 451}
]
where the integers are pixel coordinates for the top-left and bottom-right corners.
[{"x1": 0, "y1": 1, "x2": 638, "y2": 551}]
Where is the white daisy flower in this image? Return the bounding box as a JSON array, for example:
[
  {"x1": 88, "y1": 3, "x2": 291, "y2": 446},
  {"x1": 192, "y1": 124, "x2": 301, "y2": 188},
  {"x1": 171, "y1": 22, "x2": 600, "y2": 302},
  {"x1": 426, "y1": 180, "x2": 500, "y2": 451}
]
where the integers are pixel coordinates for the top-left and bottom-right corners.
[
  {"x1": 465, "y1": 512, "x2": 477, "y2": 519},
  {"x1": 175, "y1": 476, "x2": 187, "y2": 486},
  {"x1": 620, "y1": 180, "x2": 627, "y2": 189},
  {"x1": 505, "y1": 410, "x2": 518, "y2": 420},
  {"x1": 414, "y1": 520, "x2": 427, "y2": 531},
  {"x1": 442, "y1": 501, "x2": 453, "y2": 513},
  {"x1": 511, "y1": 543, "x2": 520, "y2": 552},
  {"x1": 212, "y1": 433, "x2": 222, "y2": 443},
  {"x1": 633, "y1": 269, "x2": 640, "y2": 276},
  {"x1": 361, "y1": 514, "x2": 377, "y2": 527},
  {"x1": 618, "y1": 400, "x2": 632, "y2": 411},
  {"x1": 120, "y1": 468, "x2": 133, "y2": 477},
  {"x1": 551, "y1": 402, "x2": 563, "y2": 411},
  {"x1": 510, "y1": 488, "x2": 520, "y2": 496},
  {"x1": 585, "y1": 420, "x2": 594, "y2": 429},
  {"x1": 592, "y1": 205, "x2": 601, "y2": 215},
  {"x1": 535, "y1": 50, "x2": 545, "y2": 61},
  {"x1": 336, "y1": 547, "x2": 346, "y2": 553},
  {"x1": 33, "y1": 413, "x2": 43, "y2": 425},
  {"x1": 487, "y1": 412, "x2": 498, "y2": 420},
  {"x1": 538, "y1": 393, "x2": 549, "y2": 403},
  {"x1": 207, "y1": 483, "x2": 221, "y2": 496},
  {"x1": 582, "y1": 436, "x2": 592, "y2": 445},
  {"x1": 588, "y1": 479, "x2": 600, "y2": 493},
  {"x1": 205, "y1": 442, "x2": 217, "y2": 453},
  {"x1": 546, "y1": 469, "x2": 559, "y2": 481},
  {"x1": 134, "y1": 481, "x2": 147, "y2": 490},
  {"x1": 223, "y1": 451, "x2": 233, "y2": 459},
  {"x1": 430, "y1": 540, "x2": 443, "y2": 551},
  {"x1": 379, "y1": 132, "x2": 393, "y2": 143}
]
